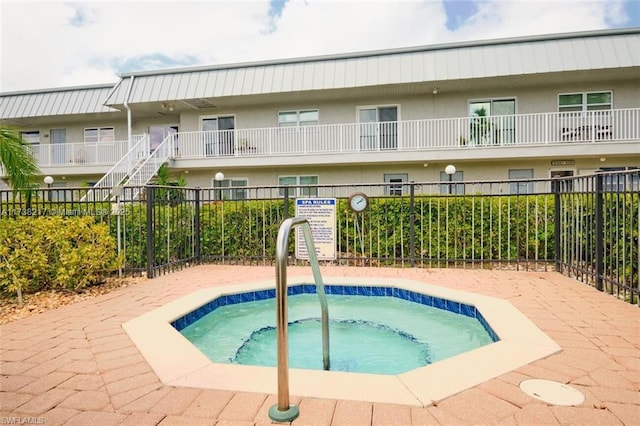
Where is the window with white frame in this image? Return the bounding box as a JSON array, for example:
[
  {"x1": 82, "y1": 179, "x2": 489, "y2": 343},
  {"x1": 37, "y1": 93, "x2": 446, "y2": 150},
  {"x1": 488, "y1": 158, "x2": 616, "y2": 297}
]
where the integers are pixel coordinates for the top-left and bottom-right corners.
[
  {"x1": 558, "y1": 91, "x2": 612, "y2": 112},
  {"x1": 20, "y1": 131, "x2": 40, "y2": 145},
  {"x1": 439, "y1": 170, "x2": 464, "y2": 195},
  {"x1": 50, "y1": 182, "x2": 68, "y2": 202},
  {"x1": 278, "y1": 110, "x2": 319, "y2": 127},
  {"x1": 597, "y1": 167, "x2": 639, "y2": 192},
  {"x1": 508, "y1": 169, "x2": 534, "y2": 194},
  {"x1": 278, "y1": 175, "x2": 318, "y2": 197},
  {"x1": 84, "y1": 127, "x2": 115, "y2": 143},
  {"x1": 213, "y1": 178, "x2": 248, "y2": 200},
  {"x1": 384, "y1": 173, "x2": 408, "y2": 196}
]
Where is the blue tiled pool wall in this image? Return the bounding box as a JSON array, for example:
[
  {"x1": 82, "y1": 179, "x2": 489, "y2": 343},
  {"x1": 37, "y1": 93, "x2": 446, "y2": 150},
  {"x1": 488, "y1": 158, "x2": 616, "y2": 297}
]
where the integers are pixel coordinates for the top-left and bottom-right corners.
[{"x1": 172, "y1": 284, "x2": 500, "y2": 342}]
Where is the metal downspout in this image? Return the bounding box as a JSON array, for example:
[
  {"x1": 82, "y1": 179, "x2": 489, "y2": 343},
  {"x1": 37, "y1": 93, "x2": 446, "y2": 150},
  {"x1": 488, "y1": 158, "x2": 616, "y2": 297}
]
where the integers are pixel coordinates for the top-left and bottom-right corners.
[{"x1": 123, "y1": 76, "x2": 135, "y2": 152}]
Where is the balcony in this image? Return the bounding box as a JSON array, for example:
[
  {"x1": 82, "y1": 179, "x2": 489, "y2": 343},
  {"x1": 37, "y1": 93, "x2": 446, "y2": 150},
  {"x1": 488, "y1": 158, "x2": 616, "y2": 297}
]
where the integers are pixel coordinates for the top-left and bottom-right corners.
[
  {"x1": 30, "y1": 140, "x2": 131, "y2": 167},
  {"x1": 172, "y1": 109, "x2": 640, "y2": 161},
  {"x1": 16, "y1": 135, "x2": 147, "y2": 176},
  {"x1": 8, "y1": 109, "x2": 639, "y2": 174}
]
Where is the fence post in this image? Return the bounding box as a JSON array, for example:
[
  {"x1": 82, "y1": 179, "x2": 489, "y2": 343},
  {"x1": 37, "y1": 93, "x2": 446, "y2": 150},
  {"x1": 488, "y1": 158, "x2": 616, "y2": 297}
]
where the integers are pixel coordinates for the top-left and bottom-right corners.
[
  {"x1": 409, "y1": 181, "x2": 416, "y2": 267},
  {"x1": 284, "y1": 186, "x2": 290, "y2": 220},
  {"x1": 554, "y1": 179, "x2": 561, "y2": 272},
  {"x1": 595, "y1": 174, "x2": 604, "y2": 292},
  {"x1": 146, "y1": 186, "x2": 155, "y2": 278},
  {"x1": 194, "y1": 188, "x2": 201, "y2": 264}
]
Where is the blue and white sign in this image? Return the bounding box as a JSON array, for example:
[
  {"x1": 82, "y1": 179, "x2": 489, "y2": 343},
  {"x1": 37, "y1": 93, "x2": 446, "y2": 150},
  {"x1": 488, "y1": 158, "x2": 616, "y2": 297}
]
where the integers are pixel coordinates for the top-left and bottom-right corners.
[{"x1": 295, "y1": 198, "x2": 337, "y2": 260}]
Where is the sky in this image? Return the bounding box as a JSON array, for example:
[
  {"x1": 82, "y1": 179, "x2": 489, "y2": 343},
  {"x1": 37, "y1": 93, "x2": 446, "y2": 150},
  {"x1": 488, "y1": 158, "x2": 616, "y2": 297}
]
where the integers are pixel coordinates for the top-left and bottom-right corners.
[{"x1": 0, "y1": 0, "x2": 638, "y2": 93}]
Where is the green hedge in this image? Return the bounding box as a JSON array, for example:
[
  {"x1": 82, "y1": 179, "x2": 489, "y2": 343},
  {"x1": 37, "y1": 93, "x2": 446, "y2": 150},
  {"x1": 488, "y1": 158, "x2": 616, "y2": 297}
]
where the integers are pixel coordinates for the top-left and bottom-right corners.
[
  {"x1": 3, "y1": 193, "x2": 634, "y2": 288},
  {"x1": 0, "y1": 216, "x2": 123, "y2": 301}
]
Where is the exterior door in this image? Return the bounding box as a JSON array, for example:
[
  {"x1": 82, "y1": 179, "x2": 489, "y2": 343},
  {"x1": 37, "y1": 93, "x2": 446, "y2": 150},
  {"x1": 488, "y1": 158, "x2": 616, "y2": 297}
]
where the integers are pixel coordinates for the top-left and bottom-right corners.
[
  {"x1": 51, "y1": 129, "x2": 66, "y2": 164},
  {"x1": 358, "y1": 106, "x2": 398, "y2": 150},
  {"x1": 218, "y1": 117, "x2": 235, "y2": 156},
  {"x1": 378, "y1": 107, "x2": 398, "y2": 149},
  {"x1": 203, "y1": 117, "x2": 235, "y2": 156},
  {"x1": 149, "y1": 126, "x2": 178, "y2": 153},
  {"x1": 469, "y1": 99, "x2": 515, "y2": 145},
  {"x1": 551, "y1": 170, "x2": 574, "y2": 193},
  {"x1": 492, "y1": 100, "x2": 516, "y2": 144}
]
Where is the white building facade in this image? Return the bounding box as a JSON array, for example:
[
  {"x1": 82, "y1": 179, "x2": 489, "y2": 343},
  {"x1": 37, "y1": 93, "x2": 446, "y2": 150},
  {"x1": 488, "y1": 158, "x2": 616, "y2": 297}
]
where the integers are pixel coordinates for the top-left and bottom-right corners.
[{"x1": 1, "y1": 28, "x2": 639, "y2": 196}]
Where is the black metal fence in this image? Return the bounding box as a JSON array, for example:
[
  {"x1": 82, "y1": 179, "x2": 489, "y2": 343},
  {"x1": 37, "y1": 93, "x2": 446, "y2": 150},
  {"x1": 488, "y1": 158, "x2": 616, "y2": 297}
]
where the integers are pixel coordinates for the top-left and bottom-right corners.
[{"x1": 1, "y1": 170, "x2": 637, "y2": 304}]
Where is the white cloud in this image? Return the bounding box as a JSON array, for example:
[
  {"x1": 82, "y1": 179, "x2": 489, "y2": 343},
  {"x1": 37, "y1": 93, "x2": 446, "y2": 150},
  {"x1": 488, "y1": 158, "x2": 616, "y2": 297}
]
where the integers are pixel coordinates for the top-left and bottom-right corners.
[
  {"x1": 0, "y1": 0, "x2": 635, "y2": 92},
  {"x1": 454, "y1": 0, "x2": 619, "y2": 41}
]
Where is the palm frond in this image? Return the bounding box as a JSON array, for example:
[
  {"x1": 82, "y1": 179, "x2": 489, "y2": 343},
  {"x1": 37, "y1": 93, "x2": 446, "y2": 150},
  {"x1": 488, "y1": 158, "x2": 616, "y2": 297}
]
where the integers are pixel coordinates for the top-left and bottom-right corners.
[{"x1": 0, "y1": 126, "x2": 41, "y2": 190}]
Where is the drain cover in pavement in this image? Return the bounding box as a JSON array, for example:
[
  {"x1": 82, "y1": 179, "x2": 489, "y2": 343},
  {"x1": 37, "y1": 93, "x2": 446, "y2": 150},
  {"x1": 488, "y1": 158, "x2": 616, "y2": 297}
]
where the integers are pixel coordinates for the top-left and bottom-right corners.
[{"x1": 520, "y1": 379, "x2": 585, "y2": 406}]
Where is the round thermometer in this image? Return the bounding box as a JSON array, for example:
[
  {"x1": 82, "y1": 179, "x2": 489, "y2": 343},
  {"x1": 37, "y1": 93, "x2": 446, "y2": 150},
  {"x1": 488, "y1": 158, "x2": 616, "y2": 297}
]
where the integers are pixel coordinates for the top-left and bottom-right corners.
[{"x1": 348, "y1": 192, "x2": 369, "y2": 213}]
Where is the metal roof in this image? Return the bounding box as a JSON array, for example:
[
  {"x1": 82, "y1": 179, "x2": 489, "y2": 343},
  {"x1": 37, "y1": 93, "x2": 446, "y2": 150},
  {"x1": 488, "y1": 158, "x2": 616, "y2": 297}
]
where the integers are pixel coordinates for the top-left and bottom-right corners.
[
  {"x1": 0, "y1": 84, "x2": 119, "y2": 120},
  {"x1": 104, "y1": 28, "x2": 640, "y2": 106},
  {"x1": 1, "y1": 28, "x2": 638, "y2": 119}
]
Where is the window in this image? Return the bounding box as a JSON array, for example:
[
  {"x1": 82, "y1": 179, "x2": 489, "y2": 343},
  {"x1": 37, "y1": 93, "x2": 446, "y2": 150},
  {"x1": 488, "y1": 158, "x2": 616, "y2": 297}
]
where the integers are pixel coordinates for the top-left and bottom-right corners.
[
  {"x1": 20, "y1": 131, "x2": 40, "y2": 145},
  {"x1": 384, "y1": 173, "x2": 408, "y2": 196},
  {"x1": 49, "y1": 182, "x2": 68, "y2": 202},
  {"x1": 558, "y1": 92, "x2": 612, "y2": 112},
  {"x1": 597, "y1": 167, "x2": 638, "y2": 192},
  {"x1": 278, "y1": 110, "x2": 319, "y2": 127},
  {"x1": 278, "y1": 175, "x2": 318, "y2": 197},
  {"x1": 213, "y1": 178, "x2": 247, "y2": 200},
  {"x1": 468, "y1": 99, "x2": 515, "y2": 145},
  {"x1": 84, "y1": 127, "x2": 114, "y2": 143},
  {"x1": 509, "y1": 169, "x2": 534, "y2": 194},
  {"x1": 439, "y1": 170, "x2": 464, "y2": 195}
]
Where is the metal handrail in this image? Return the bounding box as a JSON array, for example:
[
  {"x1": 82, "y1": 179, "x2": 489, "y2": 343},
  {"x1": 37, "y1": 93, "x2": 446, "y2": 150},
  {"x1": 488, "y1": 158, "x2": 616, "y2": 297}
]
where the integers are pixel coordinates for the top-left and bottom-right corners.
[{"x1": 269, "y1": 217, "x2": 330, "y2": 422}]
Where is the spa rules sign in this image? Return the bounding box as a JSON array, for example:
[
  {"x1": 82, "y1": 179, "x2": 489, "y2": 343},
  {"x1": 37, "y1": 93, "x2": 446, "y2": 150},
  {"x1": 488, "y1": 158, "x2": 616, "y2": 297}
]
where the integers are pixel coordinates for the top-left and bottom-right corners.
[{"x1": 295, "y1": 198, "x2": 337, "y2": 260}]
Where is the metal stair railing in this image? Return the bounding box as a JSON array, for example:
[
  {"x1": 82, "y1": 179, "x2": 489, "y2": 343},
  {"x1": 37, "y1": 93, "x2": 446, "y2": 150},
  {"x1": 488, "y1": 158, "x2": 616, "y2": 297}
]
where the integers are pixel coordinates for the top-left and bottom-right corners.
[
  {"x1": 269, "y1": 217, "x2": 330, "y2": 423},
  {"x1": 81, "y1": 134, "x2": 149, "y2": 202},
  {"x1": 121, "y1": 133, "x2": 174, "y2": 200}
]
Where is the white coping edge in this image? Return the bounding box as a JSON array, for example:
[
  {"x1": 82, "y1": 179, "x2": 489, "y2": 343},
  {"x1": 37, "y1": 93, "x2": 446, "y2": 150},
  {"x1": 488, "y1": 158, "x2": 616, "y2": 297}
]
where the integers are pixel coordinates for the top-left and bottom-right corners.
[{"x1": 123, "y1": 276, "x2": 561, "y2": 407}]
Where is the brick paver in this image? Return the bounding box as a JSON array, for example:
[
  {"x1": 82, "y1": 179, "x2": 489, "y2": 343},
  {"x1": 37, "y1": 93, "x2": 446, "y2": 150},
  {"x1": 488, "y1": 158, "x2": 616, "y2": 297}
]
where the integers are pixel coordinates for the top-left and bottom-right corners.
[{"x1": 1, "y1": 265, "x2": 639, "y2": 425}]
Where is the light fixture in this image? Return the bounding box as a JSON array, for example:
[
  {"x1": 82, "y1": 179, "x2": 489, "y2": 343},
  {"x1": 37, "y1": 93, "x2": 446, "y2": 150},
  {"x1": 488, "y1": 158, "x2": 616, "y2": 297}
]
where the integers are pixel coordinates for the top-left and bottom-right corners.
[
  {"x1": 600, "y1": 157, "x2": 606, "y2": 162},
  {"x1": 215, "y1": 172, "x2": 225, "y2": 181},
  {"x1": 445, "y1": 165, "x2": 456, "y2": 195},
  {"x1": 432, "y1": 88, "x2": 438, "y2": 95},
  {"x1": 44, "y1": 176, "x2": 54, "y2": 201}
]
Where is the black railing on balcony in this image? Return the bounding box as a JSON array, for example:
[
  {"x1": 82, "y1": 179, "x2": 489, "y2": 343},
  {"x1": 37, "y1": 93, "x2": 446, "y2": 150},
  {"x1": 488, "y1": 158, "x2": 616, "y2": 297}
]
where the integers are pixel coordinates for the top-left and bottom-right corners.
[{"x1": 1, "y1": 170, "x2": 638, "y2": 304}]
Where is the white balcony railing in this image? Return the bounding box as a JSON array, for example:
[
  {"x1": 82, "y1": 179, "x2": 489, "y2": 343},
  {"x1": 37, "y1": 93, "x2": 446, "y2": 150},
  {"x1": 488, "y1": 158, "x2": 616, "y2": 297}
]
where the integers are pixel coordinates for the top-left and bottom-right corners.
[
  {"x1": 29, "y1": 136, "x2": 145, "y2": 168},
  {"x1": 172, "y1": 109, "x2": 640, "y2": 160},
  {"x1": 21, "y1": 109, "x2": 639, "y2": 172}
]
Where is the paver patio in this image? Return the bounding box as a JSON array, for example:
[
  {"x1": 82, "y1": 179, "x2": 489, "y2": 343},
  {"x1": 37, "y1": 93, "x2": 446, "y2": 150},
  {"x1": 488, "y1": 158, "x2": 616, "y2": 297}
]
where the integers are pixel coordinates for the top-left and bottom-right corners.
[{"x1": 1, "y1": 265, "x2": 638, "y2": 425}]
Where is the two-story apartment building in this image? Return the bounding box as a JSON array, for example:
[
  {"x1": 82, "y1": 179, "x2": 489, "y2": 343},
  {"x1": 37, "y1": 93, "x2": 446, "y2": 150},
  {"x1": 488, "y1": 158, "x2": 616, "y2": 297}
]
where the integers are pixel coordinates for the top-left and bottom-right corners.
[{"x1": 1, "y1": 28, "x2": 639, "y2": 197}]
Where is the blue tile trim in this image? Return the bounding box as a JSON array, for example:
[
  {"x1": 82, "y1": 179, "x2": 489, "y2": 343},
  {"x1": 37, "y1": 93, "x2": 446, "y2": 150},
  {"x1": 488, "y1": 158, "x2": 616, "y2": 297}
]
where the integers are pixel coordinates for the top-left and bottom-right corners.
[
  {"x1": 476, "y1": 311, "x2": 500, "y2": 342},
  {"x1": 171, "y1": 283, "x2": 500, "y2": 342}
]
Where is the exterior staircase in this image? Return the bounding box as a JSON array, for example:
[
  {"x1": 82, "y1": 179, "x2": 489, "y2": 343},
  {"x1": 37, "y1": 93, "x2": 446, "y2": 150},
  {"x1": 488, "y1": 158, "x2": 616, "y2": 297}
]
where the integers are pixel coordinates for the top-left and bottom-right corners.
[
  {"x1": 81, "y1": 135, "x2": 174, "y2": 201},
  {"x1": 82, "y1": 133, "x2": 174, "y2": 202},
  {"x1": 119, "y1": 133, "x2": 175, "y2": 201},
  {"x1": 81, "y1": 134, "x2": 150, "y2": 202}
]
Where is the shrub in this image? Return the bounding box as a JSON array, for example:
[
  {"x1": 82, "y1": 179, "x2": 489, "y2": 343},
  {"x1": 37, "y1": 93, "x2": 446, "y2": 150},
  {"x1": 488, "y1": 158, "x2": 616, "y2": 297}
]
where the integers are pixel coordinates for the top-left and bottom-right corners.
[{"x1": 0, "y1": 216, "x2": 122, "y2": 301}]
